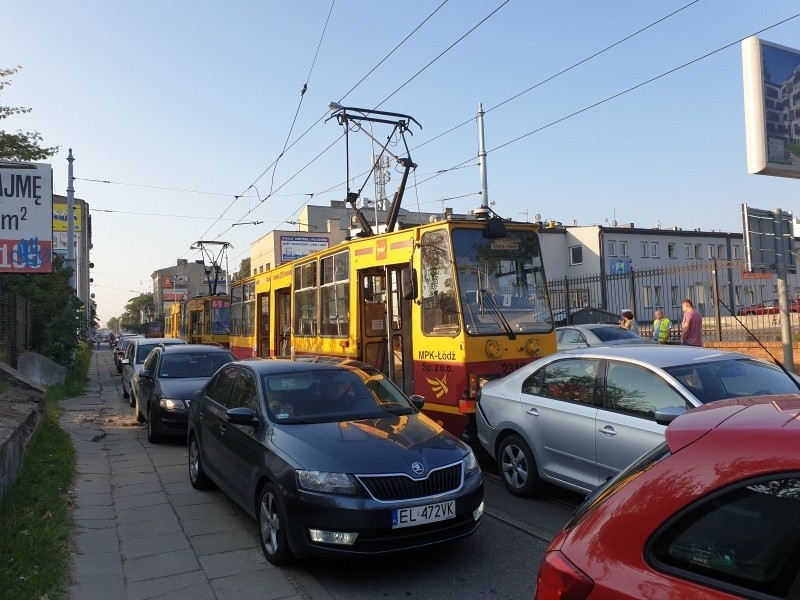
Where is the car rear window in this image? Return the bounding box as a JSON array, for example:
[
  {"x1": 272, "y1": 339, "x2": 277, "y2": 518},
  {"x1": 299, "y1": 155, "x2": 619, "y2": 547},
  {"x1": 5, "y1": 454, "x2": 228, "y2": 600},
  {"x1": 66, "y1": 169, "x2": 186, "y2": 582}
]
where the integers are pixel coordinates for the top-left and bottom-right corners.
[
  {"x1": 159, "y1": 352, "x2": 233, "y2": 378},
  {"x1": 592, "y1": 327, "x2": 638, "y2": 342},
  {"x1": 649, "y1": 473, "x2": 800, "y2": 598}
]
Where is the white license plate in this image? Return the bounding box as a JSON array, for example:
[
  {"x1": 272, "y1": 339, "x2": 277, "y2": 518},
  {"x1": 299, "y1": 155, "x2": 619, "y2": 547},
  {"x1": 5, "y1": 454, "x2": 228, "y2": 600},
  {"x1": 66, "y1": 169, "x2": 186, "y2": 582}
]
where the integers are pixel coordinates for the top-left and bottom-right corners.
[{"x1": 392, "y1": 500, "x2": 455, "y2": 529}]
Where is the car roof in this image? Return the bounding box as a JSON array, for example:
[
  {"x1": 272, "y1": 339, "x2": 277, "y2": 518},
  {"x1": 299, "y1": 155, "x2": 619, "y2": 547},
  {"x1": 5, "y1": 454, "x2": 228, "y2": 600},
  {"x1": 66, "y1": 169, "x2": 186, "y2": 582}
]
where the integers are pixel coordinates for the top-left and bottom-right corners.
[
  {"x1": 134, "y1": 337, "x2": 185, "y2": 345},
  {"x1": 557, "y1": 323, "x2": 619, "y2": 330},
  {"x1": 555, "y1": 345, "x2": 755, "y2": 368},
  {"x1": 159, "y1": 344, "x2": 233, "y2": 354},
  {"x1": 233, "y1": 358, "x2": 377, "y2": 376},
  {"x1": 665, "y1": 394, "x2": 800, "y2": 453}
]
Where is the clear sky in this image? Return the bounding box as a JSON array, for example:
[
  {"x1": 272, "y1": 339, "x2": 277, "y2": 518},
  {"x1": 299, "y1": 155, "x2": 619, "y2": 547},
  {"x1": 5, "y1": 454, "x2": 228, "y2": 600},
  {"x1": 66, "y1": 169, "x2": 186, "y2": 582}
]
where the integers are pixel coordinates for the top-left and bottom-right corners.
[{"x1": 3, "y1": 1, "x2": 800, "y2": 326}]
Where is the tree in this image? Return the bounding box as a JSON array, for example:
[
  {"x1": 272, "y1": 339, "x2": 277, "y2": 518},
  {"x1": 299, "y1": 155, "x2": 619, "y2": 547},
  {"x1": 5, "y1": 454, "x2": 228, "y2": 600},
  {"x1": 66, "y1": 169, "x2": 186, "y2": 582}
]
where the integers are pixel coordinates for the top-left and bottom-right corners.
[
  {"x1": 0, "y1": 66, "x2": 58, "y2": 161},
  {"x1": 120, "y1": 293, "x2": 155, "y2": 333},
  {"x1": 2, "y1": 255, "x2": 82, "y2": 365},
  {"x1": 106, "y1": 316, "x2": 121, "y2": 333},
  {"x1": 231, "y1": 258, "x2": 251, "y2": 282}
]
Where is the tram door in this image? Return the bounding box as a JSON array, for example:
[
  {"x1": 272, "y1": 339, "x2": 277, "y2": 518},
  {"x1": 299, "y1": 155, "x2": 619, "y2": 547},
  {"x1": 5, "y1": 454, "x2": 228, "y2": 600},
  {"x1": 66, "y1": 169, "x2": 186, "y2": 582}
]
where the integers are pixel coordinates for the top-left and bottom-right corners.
[
  {"x1": 275, "y1": 289, "x2": 291, "y2": 358},
  {"x1": 359, "y1": 269, "x2": 389, "y2": 375},
  {"x1": 257, "y1": 292, "x2": 270, "y2": 357},
  {"x1": 387, "y1": 266, "x2": 414, "y2": 394}
]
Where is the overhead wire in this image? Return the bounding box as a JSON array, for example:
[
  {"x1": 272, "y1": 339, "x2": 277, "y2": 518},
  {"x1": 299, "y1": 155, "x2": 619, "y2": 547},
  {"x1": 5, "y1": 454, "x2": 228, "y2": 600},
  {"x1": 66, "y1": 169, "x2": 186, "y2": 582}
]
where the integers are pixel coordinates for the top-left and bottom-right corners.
[{"x1": 409, "y1": 11, "x2": 800, "y2": 192}]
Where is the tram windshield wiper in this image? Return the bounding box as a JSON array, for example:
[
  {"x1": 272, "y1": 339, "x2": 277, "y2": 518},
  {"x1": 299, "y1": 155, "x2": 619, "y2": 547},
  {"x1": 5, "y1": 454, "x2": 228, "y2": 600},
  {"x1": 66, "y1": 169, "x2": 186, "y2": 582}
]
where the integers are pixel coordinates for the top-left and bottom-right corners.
[{"x1": 479, "y1": 289, "x2": 516, "y2": 340}]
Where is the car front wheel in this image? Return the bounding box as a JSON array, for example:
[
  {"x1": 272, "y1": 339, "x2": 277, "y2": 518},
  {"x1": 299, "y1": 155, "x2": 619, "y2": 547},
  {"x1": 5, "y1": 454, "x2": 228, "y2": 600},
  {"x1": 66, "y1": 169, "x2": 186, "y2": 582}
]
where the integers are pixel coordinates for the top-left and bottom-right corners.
[
  {"x1": 147, "y1": 402, "x2": 162, "y2": 444},
  {"x1": 498, "y1": 434, "x2": 541, "y2": 497},
  {"x1": 188, "y1": 435, "x2": 214, "y2": 490},
  {"x1": 257, "y1": 483, "x2": 293, "y2": 565}
]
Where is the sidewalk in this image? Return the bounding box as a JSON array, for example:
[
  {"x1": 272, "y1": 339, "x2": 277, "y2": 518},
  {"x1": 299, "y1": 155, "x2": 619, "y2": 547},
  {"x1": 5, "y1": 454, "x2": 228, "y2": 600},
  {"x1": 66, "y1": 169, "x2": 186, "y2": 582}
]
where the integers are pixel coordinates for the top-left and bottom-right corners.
[{"x1": 61, "y1": 349, "x2": 311, "y2": 600}]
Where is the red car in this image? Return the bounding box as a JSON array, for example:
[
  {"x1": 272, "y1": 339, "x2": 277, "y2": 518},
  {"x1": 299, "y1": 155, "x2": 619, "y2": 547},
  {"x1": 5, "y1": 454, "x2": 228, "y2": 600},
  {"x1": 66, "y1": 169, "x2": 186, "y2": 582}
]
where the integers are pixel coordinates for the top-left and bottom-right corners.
[
  {"x1": 535, "y1": 395, "x2": 800, "y2": 600},
  {"x1": 737, "y1": 299, "x2": 800, "y2": 315}
]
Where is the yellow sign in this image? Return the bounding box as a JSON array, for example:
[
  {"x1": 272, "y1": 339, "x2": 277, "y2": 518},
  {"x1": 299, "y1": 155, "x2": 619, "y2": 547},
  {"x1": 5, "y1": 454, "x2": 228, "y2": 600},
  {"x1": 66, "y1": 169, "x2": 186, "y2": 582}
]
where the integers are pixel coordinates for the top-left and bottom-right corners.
[{"x1": 53, "y1": 203, "x2": 82, "y2": 232}]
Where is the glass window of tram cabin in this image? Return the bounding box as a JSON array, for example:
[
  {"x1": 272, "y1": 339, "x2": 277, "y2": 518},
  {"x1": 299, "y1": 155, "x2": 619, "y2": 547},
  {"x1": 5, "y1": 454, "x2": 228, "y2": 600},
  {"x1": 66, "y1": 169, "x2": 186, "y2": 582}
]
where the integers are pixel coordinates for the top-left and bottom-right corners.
[
  {"x1": 451, "y1": 228, "x2": 552, "y2": 335},
  {"x1": 420, "y1": 229, "x2": 460, "y2": 335},
  {"x1": 231, "y1": 284, "x2": 243, "y2": 335},
  {"x1": 242, "y1": 281, "x2": 255, "y2": 337},
  {"x1": 320, "y1": 251, "x2": 349, "y2": 337},
  {"x1": 210, "y1": 298, "x2": 231, "y2": 335}
]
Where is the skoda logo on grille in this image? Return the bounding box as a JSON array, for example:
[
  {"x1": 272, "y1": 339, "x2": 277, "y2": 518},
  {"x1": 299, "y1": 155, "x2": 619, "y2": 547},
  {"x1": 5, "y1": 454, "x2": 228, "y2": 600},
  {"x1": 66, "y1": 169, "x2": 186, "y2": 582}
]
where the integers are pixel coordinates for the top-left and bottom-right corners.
[{"x1": 411, "y1": 462, "x2": 425, "y2": 475}]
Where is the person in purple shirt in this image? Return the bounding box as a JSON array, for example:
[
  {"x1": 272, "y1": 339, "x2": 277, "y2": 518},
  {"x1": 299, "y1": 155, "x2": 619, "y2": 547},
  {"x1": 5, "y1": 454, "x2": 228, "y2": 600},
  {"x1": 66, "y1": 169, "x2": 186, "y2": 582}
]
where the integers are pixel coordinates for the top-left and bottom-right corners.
[{"x1": 681, "y1": 299, "x2": 703, "y2": 346}]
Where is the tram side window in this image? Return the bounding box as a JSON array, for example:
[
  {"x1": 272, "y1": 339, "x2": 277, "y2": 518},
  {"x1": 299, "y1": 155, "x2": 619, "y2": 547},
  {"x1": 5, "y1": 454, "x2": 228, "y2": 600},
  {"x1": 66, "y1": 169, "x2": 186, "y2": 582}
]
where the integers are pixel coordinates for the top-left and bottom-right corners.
[
  {"x1": 420, "y1": 229, "x2": 460, "y2": 336},
  {"x1": 242, "y1": 281, "x2": 255, "y2": 336},
  {"x1": 294, "y1": 261, "x2": 318, "y2": 337},
  {"x1": 320, "y1": 251, "x2": 349, "y2": 337},
  {"x1": 231, "y1": 284, "x2": 244, "y2": 336}
]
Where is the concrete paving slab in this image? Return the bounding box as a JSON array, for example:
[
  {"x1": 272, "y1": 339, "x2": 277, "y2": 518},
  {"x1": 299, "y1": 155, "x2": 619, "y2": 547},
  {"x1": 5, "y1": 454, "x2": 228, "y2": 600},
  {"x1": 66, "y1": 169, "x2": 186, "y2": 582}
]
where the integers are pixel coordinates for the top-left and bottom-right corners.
[
  {"x1": 177, "y1": 499, "x2": 238, "y2": 520},
  {"x1": 180, "y1": 514, "x2": 244, "y2": 537},
  {"x1": 198, "y1": 547, "x2": 266, "y2": 579},
  {"x1": 168, "y1": 490, "x2": 225, "y2": 507},
  {"x1": 118, "y1": 514, "x2": 182, "y2": 541},
  {"x1": 75, "y1": 492, "x2": 113, "y2": 507},
  {"x1": 189, "y1": 528, "x2": 259, "y2": 556},
  {"x1": 116, "y1": 502, "x2": 176, "y2": 525},
  {"x1": 112, "y1": 480, "x2": 163, "y2": 498},
  {"x1": 72, "y1": 551, "x2": 123, "y2": 577},
  {"x1": 69, "y1": 573, "x2": 126, "y2": 600},
  {"x1": 74, "y1": 526, "x2": 120, "y2": 554},
  {"x1": 120, "y1": 531, "x2": 190, "y2": 560},
  {"x1": 113, "y1": 491, "x2": 169, "y2": 511},
  {"x1": 123, "y1": 548, "x2": 201, "y2": 582},
  {"x1": 156, "y1": 469, "x2": 189, "y2": 484},
  {"x1": 125, "y1": 569, "x2": 211, "y2": 600},
  {"x1": 210, "y1": 570, "x2": 301, "y2": 600},
  {"x1": 112, "y1": 472, "x2": 161, "y2": 488},
  {"x1": 73, "y1": 504, "x2": 115, "y2": 521}
]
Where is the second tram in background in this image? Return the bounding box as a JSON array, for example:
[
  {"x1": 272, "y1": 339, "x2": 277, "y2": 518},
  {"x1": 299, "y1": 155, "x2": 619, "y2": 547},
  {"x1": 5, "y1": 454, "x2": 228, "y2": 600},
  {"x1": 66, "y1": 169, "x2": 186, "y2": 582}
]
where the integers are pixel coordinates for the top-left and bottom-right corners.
[
  {"x1": 165, "y1": 294, "x2": 231, "y2": 348},
  {"x1": 227, "y1": 216, "x2": 556, "y2": 437}
]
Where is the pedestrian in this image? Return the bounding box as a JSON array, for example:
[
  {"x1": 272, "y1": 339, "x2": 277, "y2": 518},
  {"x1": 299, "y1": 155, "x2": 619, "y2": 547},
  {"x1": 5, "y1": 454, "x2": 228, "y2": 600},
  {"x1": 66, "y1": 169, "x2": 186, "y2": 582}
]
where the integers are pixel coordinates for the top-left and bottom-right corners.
[
  {"x1": 619, "y1": 309, "x2": 639, "y2": 335},
  {"x1": 681, "y1": 299, "x2": 703, "y2": 346},
  {"x1": 652, "y1": 308, "x2": 672, "y2": 343}
]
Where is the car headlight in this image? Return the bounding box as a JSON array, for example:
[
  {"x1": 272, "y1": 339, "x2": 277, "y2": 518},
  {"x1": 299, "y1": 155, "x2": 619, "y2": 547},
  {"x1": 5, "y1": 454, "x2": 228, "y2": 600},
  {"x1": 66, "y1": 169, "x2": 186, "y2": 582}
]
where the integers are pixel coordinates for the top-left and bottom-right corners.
[
  {"x1": 159, "y1": 398, "x2": 187, "y2": 411},
  {"x1": 297, "y1": 471, "x2": 361, "y2": 495},
  {"x1": 463, "y1": 449, "x2": 480, "y2": 479}
]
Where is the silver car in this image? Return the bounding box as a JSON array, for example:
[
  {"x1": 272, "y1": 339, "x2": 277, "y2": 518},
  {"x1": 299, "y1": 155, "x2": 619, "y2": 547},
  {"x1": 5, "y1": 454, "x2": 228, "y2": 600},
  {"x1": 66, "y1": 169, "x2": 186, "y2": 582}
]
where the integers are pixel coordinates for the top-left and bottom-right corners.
[
  {"x1": 556, "y1": 323, "x2": 652, "y2": 351},
  {"x1": 476, "y1": 346, "x2": 800, "y2": 497}
]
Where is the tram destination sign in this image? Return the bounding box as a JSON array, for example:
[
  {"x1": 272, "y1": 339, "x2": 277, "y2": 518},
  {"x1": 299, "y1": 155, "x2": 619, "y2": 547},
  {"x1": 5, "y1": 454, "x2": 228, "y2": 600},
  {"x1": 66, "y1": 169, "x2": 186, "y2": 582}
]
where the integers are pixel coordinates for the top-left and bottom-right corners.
[{"x1": 0, "y1": 162, "x2": 54, "y2": 273}]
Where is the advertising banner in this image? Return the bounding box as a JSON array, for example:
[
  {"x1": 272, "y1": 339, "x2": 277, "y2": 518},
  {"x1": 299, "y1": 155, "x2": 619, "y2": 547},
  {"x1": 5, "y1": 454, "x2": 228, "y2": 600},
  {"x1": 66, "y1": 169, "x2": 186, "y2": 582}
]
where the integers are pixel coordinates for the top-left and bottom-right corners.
[
  {"x1": 0, "y1": 162, "x2": 54, "y2": 273},
  {"x1": 53, "y1": 203, "x2": 82, "y2": 232},
  {"x1": 280, "y1": 235, "x2": 328, "y2": 261}
]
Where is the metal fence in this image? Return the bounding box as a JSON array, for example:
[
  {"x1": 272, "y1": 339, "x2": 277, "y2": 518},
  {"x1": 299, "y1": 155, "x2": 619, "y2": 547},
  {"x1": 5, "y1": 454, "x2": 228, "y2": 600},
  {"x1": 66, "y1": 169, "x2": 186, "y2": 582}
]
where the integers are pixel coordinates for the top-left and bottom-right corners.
[
  {"x1": 0, "y1": 290, "x2": 32, "y2": 369},
  {"x1": 548, "y1": 259, "x2": 800, "y2": 343}
]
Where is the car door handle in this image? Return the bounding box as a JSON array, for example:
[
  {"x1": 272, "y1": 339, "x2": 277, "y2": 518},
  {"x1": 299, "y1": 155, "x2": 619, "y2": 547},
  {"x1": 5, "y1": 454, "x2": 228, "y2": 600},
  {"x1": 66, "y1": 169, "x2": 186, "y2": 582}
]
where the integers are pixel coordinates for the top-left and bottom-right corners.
[
  {"x1": 598, "y1": 425, "x2": 617, "y2": 436},
  {"x1": 526, "y1": 408, "x2": 539, "y2": 417}
]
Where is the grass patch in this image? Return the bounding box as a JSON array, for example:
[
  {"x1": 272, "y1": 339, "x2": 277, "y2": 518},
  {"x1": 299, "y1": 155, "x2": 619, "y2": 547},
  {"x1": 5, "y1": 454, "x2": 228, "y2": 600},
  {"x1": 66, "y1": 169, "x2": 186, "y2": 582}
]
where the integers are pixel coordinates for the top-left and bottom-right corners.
[
  {"x1": 0, "y1": 342, "x2": 91, "y2": 600},
  {"x1": 0, "y1": 380, "x2": 9, "y2": 394}
]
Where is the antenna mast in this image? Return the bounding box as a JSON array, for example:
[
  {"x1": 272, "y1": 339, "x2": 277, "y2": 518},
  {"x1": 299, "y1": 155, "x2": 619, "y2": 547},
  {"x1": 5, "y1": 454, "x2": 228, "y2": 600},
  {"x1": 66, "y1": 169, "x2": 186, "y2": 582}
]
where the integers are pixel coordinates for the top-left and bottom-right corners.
[{"x1": 474, "y1": 103, "x2": 491, "y2": 219}]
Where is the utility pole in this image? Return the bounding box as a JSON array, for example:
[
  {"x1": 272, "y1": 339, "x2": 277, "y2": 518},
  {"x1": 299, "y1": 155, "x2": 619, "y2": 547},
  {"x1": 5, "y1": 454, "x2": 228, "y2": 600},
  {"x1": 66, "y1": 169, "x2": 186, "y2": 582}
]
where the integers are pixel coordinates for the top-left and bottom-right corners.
[{"x1": 66, "y1": 149, "x2": 76, "y2": 291}]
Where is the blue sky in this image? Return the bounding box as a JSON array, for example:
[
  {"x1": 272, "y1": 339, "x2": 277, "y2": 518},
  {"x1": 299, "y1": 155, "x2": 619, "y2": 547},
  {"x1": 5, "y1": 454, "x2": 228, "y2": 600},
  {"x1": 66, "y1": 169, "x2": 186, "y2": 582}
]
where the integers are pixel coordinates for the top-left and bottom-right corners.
[{"x1": 3, "y1": 1, "x2": 800, "y2": 325}]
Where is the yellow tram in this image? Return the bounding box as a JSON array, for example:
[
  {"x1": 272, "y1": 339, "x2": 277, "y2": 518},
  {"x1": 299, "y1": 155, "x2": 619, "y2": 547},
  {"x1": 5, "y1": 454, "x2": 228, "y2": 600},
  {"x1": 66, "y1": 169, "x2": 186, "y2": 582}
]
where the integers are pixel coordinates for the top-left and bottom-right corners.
[{"x1": 164, "y1": 294, "x2": 231, "y2": 347}]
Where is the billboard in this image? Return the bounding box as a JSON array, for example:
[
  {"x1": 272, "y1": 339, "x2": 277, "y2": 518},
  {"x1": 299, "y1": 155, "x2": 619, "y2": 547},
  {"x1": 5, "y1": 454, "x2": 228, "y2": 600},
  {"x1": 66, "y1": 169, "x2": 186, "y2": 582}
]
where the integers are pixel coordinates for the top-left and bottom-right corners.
[
  {"x1": 0, "y1": 162, "x2": 54, "y2": 273},
  {"x1": 742, "y1": 37, "x2": 800, "y2": 178},
  {"x1": 741, "y1": 203, "x2": 796, "y2": 273},
  {"x1": 280, "y1": 235, "x2": 328, "y2": 262},
  {"x1": 53, "y1": 203, "x2": 82, "y2": 232}
]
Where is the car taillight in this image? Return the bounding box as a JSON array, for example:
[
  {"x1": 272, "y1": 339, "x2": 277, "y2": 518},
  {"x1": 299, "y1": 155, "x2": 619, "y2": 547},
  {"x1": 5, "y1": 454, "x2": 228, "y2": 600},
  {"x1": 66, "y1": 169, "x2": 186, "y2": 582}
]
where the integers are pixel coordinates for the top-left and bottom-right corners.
[{"x1": 534, "y1": 550, "x2": 593, "y2": 600}]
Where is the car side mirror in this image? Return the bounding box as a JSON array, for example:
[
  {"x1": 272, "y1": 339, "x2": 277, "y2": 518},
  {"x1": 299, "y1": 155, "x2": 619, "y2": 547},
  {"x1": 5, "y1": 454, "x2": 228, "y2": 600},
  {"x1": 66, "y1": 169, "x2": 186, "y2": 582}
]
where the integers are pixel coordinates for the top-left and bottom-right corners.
[
  {"x1": 654, "y1": 406, "x2": 686, "y2": 426},
  {"x1": 409, "y1": 394, "x2": 425, "y2": 410},
  {"x1": 139, "y1": 370, "x2": 153, "y2": 380},
  {"x1": 121, "y1": 358, "x2": 130, "y2": 366},
  {"x1": 227, "y1": 407, "x2": 260, "y2": 427}
]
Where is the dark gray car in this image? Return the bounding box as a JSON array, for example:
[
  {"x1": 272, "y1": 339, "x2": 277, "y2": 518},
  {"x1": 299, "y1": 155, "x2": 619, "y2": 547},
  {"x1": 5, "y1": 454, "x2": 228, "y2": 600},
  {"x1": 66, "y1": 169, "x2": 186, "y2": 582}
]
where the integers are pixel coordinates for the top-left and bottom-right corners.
[{"x1": 187, "y1": 359, "x2": 484, "y2": 564}]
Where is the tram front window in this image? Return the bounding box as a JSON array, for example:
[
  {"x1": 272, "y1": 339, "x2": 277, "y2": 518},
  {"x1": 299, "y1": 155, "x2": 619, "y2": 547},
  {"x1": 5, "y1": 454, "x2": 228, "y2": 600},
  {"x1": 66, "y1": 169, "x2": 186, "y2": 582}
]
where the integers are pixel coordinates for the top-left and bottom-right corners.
[
  {"x1": 452, "y1": 228, "x2": 552, "y2": 335},
  {"x1": 211, "y1": 304, "x2": 231, "y2": 335}
]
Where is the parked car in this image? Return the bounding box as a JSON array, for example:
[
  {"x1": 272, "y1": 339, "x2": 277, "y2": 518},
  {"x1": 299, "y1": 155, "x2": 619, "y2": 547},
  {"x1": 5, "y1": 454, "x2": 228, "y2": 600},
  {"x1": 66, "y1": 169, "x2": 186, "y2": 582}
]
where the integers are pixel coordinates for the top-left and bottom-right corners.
[
  {"x1": 476, "y1": 345, "x2": 800, "y2": 497},
  {"x1": 136, "y1": 344, "x2": 235, "y2": 443},
  {"x1": 555, "y1": 324, "x2": 652, "y2": 350},
  {"x1": 121, "y1": 338, "x2": 186, "y2": 408},
  {"x1": 535, "y1": 395, "x2": 800, "y2": 600},
  {"x1": 188, "y1": 359, "x2": 484, "y2": 564},
  {"x1": 114, "y1": 335, "x2": 141, "y2": 373},
  {"x1": 737, "y1": 298, "x2": 800, "y2": 315}
]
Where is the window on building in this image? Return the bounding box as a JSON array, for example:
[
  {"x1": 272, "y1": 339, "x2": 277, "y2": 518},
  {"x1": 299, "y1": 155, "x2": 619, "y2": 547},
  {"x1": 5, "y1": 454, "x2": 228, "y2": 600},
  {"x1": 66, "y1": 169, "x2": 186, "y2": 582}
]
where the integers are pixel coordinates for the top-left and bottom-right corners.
[
  {"x1": 640, "y1": 241, "x2": 649, "y2": 258},
  {"x1": 668, "y1": 243, "x2": 676, "y2": 259},
  {"x1": 685, "y1": 244, "x2": 692, "y2": 259},
  {"x1": 642, "y1": 286, "x2": 652, "y2": 308},
  {"x1": 717, "y1": 244, "x2": 725, "y2": 259},
  {"x1": 708, "y1": 244, "x2": 715, "y2": 259},
  {"x1": 732, "y1": 245, "x2": 741, "y2": 259},
  {"x1": 671, "y1": 286, "x2": 681, "y2": 307},
  {"x1": 734, "y1": 285, "x2": 743, "y2": 305},
  {"x1": 607, "y1": 241, "x2": 616, "y2": 256},
  {"x1": 654, "y1": 286, "x2": 663, "y2": 307},
  {"x1": 619, "y1": 241, "x2": 628, "y2": 256},
  {"x1": 694, "y1": 244, "x2": 702, "y2": 260},
  {"x1": 651, "y1": 242, "x2": 659, "y2": 257},
  {"x1": 570, "y1": 245, "x2": 583, "y2": 265}
]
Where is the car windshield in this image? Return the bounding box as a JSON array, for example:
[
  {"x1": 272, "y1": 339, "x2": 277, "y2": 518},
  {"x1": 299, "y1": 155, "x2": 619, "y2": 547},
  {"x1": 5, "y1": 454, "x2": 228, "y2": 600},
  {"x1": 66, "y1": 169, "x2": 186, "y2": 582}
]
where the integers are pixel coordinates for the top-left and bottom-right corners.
[
  {"x1": 135, "y1": 343, "x2": 159, "y2": 363},
  {"x1": 158, "y1": 352, "x2": 233, "y2": 378},
  {"x1": 263, "y1": 368, "x2": 416, "y2": 424},
  {"x1": 592, "y1": 327, "x2": 639, "y2": 342},
  {"x1": 664, "y1": 358, "x2": 800, "y2": 403}
]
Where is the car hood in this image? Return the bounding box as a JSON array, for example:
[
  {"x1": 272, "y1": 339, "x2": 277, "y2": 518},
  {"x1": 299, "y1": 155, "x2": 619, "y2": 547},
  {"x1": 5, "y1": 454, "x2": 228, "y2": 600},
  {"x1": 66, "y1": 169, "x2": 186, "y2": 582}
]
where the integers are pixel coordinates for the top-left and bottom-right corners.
[
  {"x1": 270, "y1": 412, "x2": 468, "y2": 476},
  {"x1": 158, "y1": 377, "x2": 211, "y2": 401}
]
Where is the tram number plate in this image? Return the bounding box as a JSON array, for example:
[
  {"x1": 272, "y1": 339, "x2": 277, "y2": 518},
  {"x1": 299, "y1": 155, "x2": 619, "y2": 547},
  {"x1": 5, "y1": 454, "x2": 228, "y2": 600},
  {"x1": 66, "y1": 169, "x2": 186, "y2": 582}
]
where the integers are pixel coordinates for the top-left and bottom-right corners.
[{"x1": 392, "y1": 501, "x2": 455, "y2": 529}]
